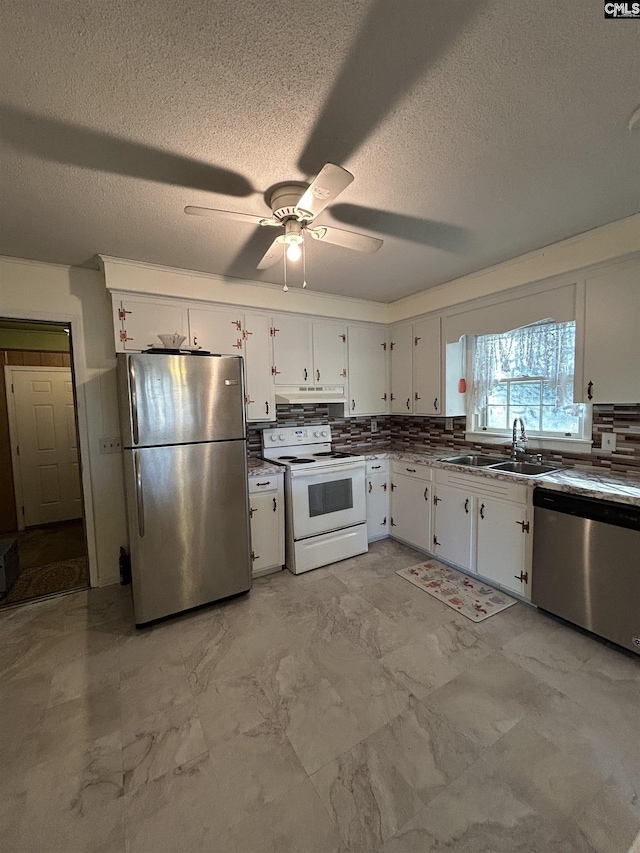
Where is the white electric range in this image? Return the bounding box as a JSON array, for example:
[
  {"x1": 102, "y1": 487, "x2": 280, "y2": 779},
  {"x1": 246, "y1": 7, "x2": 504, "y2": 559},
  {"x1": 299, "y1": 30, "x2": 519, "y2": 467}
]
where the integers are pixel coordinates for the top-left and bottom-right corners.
[{"x1": 261, "y1": 425, "x2": 368, "y2": 574}]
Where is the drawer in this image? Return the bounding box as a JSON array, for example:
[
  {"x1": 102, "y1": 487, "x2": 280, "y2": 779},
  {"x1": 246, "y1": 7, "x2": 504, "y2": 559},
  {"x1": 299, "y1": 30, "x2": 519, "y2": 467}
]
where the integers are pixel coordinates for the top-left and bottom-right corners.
[
  {"x1": 248, "y1": 475, "x2": 281, "y2": 494},
  {"x1": 391, "y1": 459, "x2": 432, "y2": 481},
  {"x1": 366, "y1": 458, "x2": 388, "y2": 475}
]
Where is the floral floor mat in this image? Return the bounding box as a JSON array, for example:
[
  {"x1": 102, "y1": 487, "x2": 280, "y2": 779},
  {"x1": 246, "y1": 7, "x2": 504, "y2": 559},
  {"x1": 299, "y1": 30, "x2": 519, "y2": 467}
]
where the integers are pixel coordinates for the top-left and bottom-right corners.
[{"x1": 396, "y1": 560, "x2": 517, "y2": 622}]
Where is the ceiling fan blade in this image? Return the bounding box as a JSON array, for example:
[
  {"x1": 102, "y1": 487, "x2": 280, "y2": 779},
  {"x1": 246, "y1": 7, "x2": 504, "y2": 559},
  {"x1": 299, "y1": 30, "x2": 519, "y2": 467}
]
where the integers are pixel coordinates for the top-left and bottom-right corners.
[
  {"x1": 184, "y1": 206, "x2": 265, "y2": 226},
  {"x1": 295, "y1": 164, "x2": 354, "y2": 220},
  {"x1": 298, "y1": 0, "x2": 485, "y2": 175},
  {"x1": 257, "y1": 236, "x2": 284, "y2": 269},
  {"x1": 330, "y1": 204, "x2": 472, "y2": 252},
  {"x1": 310, "y1": 225, "x2": 382, "y2": 254},
  {"x1": 0, "y1": 105, "x2": 254, "y2": 196}
]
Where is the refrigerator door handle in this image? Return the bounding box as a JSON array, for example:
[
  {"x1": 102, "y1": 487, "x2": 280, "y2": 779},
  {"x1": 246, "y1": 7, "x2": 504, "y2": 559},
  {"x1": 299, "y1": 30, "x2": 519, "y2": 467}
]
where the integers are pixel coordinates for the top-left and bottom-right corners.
[
  {"x1": 134, "y1": 451, "x2": 145, "y2": 537},
  {"x1": 129, "y1": 357, "x2": 139, "y2": 445}
]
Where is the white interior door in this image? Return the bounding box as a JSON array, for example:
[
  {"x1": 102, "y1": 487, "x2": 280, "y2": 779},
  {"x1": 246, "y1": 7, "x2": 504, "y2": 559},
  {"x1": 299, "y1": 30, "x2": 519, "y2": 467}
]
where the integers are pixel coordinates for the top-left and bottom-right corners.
[{"x1": 7, "y1": 367, "x2": 82, "y2": 528}]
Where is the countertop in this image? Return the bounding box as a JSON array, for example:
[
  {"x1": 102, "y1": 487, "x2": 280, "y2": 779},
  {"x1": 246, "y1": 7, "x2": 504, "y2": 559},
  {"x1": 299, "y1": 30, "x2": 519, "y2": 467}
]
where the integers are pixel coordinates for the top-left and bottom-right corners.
[
  {"x1": 247, "y1": 459, "x2": 283, "y2": 477},
  {"x1": 247, "y1": 446, "x2": 640, "y2": 505},
  {"x1": 349, "y1": 447, "x2": 640, "y2": 507}
]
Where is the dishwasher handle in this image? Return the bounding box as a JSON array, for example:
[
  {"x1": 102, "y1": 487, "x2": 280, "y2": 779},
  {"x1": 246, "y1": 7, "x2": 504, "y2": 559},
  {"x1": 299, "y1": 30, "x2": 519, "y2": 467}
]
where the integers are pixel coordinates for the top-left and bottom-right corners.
[{"x1": 533, "y1": 488, "x2": 640, "y2": 532}]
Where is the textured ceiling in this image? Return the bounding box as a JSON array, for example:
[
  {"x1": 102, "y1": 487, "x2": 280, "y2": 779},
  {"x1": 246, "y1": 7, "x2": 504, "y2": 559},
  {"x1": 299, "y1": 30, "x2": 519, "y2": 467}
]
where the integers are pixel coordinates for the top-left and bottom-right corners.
[{"x1": 1, "y1": 0, "x2": 638, "y2": 302}]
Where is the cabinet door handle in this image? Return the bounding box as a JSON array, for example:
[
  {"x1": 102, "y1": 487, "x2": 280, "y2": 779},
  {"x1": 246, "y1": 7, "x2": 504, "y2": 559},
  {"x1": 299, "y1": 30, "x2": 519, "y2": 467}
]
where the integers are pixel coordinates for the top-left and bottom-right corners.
[
  {"x1": 251, "y1": 550, "x2": 259, "y2": 562},
  {"x1": 368, "y1": 481, "x2": 373, "y2": 493},
  {"x1": 406, "y1": 467, "x2": 416, "y2": 472},
  {"x1": 415, "y1": 392, "x2": 421, "y2": 401},
  {"x1": 406, "y1": 398, "x2": 411, "y2": 410},
  {"x1": 423, "y1": 487, "x2": 429, "y2": 501},
  {"x1": 265, "y1": 401, "x2": 269, "y2": 415},
  {"x1": 193, "y1": 335, "x2": 198, "y2": 346},
  {"x1": 351, "y1": 399, "x2": 356, "y2": 411},
  {"x1": 249, "y1": 506, "x2": 257, "y2": 518},
  {"x1": 316, "y1": 369, "x2": 320, "y2": 382},
  {"x1": 256, "y1": 481, "x2": 271, "y2": 487},
  {"x1": 390, "y1": 517, "x2": 396, "y2": 527},
  {"x1": 479, "y1": 503, "x2": 485, "y2": 519},
  {"x1": 514, "y1": 571, "x2": 529, "y2": 584},
  {"x1": 433, "y1": 494, "x2": 441, "y2": 505},
  {"x1": 464, "y1": 498, "x2": 469, "y2": 514},
  {"x1": 381, "y1": 517, "x2": 387, "y2": 526},
  {"x1": 433, "y1": 534, "x2": 441, "y2": 547},
  {"x1": 433, "y1": 397, "x2": 438, "y2": 411},
  {"x1": 390, "y1": 482, "x2": 396, "y2": 491},
  {"x1": 272, "y1": 497, "x2": 277, "y2": 512},
  {"x1": 587, "y1": 381, "x2": 593, "y2": 401},
  {"x1": 371, "y1": 465, "x2": 381, "y2": 470},
  {"x1": 304, "y1": 368, "x2": 308, "y2": 381}
]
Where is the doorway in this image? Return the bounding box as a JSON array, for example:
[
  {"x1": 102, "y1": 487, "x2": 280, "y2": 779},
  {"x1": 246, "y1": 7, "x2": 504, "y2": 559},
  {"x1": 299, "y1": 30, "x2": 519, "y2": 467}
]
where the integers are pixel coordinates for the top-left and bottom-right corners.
[{"x1": 0, "y1": 319, "x2": 89, "y2": 607}]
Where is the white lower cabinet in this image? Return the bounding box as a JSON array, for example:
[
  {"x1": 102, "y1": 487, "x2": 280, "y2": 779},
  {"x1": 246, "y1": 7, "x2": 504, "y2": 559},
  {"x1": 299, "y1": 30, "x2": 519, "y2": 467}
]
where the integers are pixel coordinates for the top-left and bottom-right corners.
[
  {"x1": 390, "y1": 461, "x2": 432, "y2": 551},
  {"x1": 366, "y1": 459, "x2": 389, "y2": 541},
  {"x1": 432, "y1": 469, "x2": 531, "y2": 598},
  {"x1": 248, "y1": 473, "x2": 284, "y2": 577},
  {"x1": 476, "y1": 496, "x2": 529, "y2": 594},
  {"x1": 432, "y1": 483, "x2": 473, "y2": 571}
]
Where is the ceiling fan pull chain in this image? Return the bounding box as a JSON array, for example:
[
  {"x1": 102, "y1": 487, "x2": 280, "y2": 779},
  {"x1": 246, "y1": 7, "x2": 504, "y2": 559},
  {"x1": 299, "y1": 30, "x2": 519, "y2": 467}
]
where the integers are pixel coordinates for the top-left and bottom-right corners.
[
  {"x1": 302, "y1": 237, "x2": 307, "y2": 289},
  {"x1": 282, "y1": 248, "x2": 288, "y2": 292}
]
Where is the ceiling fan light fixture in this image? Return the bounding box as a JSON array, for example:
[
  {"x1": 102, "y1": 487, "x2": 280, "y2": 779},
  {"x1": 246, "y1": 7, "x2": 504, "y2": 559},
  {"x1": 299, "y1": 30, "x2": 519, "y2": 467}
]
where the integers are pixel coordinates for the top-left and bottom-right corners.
[{"x1": 286, "y1": 240, "x2": 302, "y2": 262}]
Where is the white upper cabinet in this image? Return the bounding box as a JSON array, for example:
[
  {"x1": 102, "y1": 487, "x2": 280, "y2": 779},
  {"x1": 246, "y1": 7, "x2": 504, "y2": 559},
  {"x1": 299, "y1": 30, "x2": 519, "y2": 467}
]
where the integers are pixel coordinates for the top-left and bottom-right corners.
[
  {"x1": 576, "y1": 260, "x2": 640, "y2": 404},
  {"x1": 271, "y1": 315, "x2": 313, "y2": 385},
  {"x1": 312, "y1": 322, "x2": 347, "y2": 385},
  {"x1": 115, "y1": 299, "x2": 187, "y2": 352},
  {"x1": 188, "y1": 307, "x2": 274, "y2": 422},
  {"x1": 347, "y1": 324, "x2": 388, "y2": 415},
  {"x1": 390, "y1": 322, "x2": 413, "y2": 413},
  {"x1": 187, "y1": 308, "x2": 244, "y2": 355},
  {"x1": 390, "y1": 315, "x2": 465, "y2": 417},
  {"x1": 243, "y1": 313, "x2": 275, "y2": 422},
  {"x1": 413, "y1": 316, "x2": 441, "y2": 415}
]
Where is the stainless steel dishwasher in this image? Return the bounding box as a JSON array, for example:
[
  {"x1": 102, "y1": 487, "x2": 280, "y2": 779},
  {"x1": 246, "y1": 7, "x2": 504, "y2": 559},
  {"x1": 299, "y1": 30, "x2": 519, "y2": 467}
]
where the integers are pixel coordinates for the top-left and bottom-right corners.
[{"x1": 532, "y1": 488, "x2": 640, "y2": 655}]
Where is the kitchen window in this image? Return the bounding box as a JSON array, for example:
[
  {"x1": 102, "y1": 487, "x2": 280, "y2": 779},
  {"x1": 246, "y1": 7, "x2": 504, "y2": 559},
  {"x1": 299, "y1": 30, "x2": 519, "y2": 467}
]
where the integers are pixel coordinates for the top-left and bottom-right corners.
[{"x1": 468, "y1": 320, "x2": 590, "y2": 442}]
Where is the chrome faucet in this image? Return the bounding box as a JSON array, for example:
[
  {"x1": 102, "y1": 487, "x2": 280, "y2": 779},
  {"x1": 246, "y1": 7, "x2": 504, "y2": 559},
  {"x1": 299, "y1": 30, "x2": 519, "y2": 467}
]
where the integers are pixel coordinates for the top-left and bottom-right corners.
[{"x1": 511, "y1": 418, "x2": 528, "y2": 460}]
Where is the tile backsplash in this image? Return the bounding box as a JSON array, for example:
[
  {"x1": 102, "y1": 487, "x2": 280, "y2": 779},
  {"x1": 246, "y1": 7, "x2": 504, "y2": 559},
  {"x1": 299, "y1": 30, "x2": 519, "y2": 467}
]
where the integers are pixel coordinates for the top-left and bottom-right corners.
[
  {"x1": 246, "y1": 404, "x2": 391, "y2": 457},
  {"x1": 248, "y1": 404, "x2": 640, "y2": 475}
]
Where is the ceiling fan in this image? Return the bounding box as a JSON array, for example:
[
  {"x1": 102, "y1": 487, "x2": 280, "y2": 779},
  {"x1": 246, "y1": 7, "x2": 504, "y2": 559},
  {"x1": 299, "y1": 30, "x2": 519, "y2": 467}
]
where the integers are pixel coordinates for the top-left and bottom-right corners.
[{"x1": 184, "y1": 163, "x2": 382, "y2": 290}]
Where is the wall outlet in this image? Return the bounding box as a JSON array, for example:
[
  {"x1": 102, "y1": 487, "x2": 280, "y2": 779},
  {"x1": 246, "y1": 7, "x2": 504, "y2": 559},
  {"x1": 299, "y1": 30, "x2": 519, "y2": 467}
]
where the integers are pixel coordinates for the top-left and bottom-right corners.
[
  {"x1": 601, "y1": 433, "x2": 616, "y2": 453},
  {"x1": 371, "y1": 419, "x2": 378, "y2": 434},
  {"x1": 100, "y1": 436, "x2": 122, "y2": 454}
]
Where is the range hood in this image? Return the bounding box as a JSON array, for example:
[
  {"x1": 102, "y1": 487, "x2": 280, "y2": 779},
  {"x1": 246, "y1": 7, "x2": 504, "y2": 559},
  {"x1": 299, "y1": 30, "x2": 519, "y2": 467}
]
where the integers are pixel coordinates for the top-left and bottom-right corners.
[{"x1": 275, "y1": 385, "x2": 347, "y2": 405}]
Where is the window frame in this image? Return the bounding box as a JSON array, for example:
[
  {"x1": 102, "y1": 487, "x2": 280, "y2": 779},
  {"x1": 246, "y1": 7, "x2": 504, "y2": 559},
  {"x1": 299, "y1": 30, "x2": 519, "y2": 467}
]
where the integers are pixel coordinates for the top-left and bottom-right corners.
[{"x1": 465, "y1": 328, "x2": 593, "y2": 450}]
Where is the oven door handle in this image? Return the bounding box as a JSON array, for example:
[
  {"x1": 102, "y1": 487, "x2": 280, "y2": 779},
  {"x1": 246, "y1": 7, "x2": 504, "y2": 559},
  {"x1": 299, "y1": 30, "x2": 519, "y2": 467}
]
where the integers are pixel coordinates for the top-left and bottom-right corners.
[{"x1": 289, "y1": 462, "x2": 366, "y2": 478}]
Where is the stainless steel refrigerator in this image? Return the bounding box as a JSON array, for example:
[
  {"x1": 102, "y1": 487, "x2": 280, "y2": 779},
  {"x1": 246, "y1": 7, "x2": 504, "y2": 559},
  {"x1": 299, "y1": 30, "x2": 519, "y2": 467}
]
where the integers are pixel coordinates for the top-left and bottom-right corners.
[{"x1": 117, "y1": 352, "x2": 252, "y2": 625}]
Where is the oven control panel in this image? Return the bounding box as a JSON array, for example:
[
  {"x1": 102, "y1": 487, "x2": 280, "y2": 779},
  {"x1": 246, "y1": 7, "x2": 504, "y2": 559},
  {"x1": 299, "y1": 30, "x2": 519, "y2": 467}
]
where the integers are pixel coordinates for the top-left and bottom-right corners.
[{"x1": 262, "y1": 425, "x2": 332, "y2": 447}]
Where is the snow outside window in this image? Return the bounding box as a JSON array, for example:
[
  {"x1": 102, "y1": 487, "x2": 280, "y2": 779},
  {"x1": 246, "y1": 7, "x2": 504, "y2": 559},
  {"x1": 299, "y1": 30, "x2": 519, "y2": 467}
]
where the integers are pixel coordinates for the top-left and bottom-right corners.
[{"x1": 470, "y1": 321, "x2": 588, "y2": 439}]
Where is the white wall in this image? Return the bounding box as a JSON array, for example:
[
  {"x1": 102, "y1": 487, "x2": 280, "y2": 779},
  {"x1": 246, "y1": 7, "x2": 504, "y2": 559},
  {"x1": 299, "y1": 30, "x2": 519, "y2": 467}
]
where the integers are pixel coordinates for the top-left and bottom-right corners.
[
  {"x1": 388, "y1": 214, "x2": 640, "y2": 323},
  {"x1": 100, "y1": 255, "x2": 388, "y2": 324},
  {"x1": 0, "y1": 256, "x2": 126, "y2": 586}
]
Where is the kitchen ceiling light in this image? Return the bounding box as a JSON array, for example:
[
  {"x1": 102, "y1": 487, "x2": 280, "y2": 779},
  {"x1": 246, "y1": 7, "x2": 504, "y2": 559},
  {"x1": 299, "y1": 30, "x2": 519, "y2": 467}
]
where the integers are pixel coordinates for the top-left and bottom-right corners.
[{"x1": 286, "y1": 240, "x2": 302, "y2": 262}]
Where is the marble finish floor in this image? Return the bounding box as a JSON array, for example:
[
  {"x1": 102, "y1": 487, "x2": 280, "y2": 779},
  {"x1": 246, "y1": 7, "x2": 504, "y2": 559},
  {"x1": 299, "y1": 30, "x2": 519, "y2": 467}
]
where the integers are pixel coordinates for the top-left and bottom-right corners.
[{"x1": 1, "y1": 539, "x2": 639, "y2": 853}]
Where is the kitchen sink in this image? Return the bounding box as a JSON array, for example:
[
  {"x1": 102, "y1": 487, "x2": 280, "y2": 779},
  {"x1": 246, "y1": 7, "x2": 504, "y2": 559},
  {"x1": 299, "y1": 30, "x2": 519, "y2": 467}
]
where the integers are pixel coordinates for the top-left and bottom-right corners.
[
  {"x1": 443, "y1": 455, "x2": 505, "y2": 467},
  {"x1": 489, "y1": 460, "x2": 562, "y2": 477}
]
